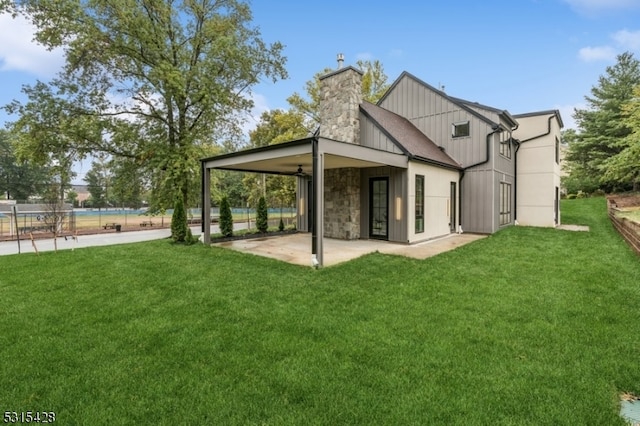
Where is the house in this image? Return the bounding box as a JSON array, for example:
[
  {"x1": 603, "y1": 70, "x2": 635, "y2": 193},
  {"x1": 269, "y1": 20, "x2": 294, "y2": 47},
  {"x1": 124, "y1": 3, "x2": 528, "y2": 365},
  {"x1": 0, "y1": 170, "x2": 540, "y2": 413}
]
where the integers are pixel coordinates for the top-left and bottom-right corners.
[{"x1": 201, "y1": 60, "x2": 563, "y2": 266}]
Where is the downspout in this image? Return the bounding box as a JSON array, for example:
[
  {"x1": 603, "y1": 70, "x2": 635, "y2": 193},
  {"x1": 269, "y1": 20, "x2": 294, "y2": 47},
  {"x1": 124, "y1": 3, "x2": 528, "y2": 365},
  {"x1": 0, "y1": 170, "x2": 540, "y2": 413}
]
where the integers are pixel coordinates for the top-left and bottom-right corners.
[
  {"x1": 458, "y1": 125, "x2": 502, "y2": 232},
  {"x1": 513, "y1": 114, "x2": 554, "y2": 222}
]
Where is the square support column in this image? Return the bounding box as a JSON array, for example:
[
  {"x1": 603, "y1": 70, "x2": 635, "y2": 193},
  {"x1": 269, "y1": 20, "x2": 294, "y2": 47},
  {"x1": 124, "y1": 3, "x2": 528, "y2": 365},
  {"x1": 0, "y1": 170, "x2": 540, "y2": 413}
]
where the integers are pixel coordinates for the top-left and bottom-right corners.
[
  {"x1": 312, "y1": 138, "x2": 324, "y2": 267},
  {"x1": 202, "y1": 166, "x2": 211, "y2": 244}
]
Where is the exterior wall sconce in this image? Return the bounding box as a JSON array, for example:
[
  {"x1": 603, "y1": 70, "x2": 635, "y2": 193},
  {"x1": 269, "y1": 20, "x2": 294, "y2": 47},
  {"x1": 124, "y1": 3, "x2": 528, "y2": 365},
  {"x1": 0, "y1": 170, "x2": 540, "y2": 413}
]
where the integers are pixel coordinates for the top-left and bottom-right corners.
[
  {"x1": 395, "y1": 196, "x2": 402, "y2": 220},
  {"x1": 299, "y1": 197, "x2": 305, "y2": 216}
]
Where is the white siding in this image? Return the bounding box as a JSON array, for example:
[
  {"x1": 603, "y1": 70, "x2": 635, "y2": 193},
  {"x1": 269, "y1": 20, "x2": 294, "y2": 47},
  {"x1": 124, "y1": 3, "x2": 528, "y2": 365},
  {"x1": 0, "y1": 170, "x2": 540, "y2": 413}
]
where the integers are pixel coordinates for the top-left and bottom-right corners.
[
  {"x1": 514, "y1": 113, "x2": 562, "y2": 227},
  {"x1": 407, "y1": 161, "x2": 459, "y2": 243}
]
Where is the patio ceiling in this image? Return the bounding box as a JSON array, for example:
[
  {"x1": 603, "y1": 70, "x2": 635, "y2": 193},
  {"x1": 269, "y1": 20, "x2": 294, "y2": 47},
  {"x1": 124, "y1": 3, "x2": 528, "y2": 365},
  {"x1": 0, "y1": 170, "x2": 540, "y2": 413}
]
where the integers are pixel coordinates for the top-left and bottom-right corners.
[{"x1": 201, "y1": 137, "x2": 408, "y2": 175}]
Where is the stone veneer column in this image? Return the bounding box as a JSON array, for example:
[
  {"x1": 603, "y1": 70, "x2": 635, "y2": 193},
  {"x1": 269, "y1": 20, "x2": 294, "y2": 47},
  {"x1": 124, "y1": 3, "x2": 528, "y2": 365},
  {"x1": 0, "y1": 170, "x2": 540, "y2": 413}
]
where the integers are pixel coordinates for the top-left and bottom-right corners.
[
  {"x1": 323, "y1": 168, "x2": 360, "y2": 240},
  {"x1": 318, "y1": 66, "x2": 363, "y2": 145}
]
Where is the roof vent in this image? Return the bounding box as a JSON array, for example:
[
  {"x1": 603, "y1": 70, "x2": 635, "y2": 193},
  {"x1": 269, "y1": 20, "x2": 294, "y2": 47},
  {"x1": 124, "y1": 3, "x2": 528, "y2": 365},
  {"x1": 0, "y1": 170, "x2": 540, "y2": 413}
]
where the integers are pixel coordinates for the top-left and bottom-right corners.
[{"x1": 337, "y1": 53, "x2": 344, "y2": 69}]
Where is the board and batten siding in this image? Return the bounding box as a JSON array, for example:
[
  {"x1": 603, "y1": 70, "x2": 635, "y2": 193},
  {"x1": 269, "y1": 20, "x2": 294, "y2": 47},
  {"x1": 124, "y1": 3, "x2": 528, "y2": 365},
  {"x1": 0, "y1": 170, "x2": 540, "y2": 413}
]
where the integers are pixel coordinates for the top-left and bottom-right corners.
[
  {"x1": 379, "y1": 75, "x2": 494, "y2": 167},
  {"x1": 359, "y1": 112, "x2": 405, "y2": 154},
  {"x1": 407, "y1": 161, "x2": 459, "y2": 243},
  {"x1": 360, "y1": 166, "x2": 407, "y2": 243}
]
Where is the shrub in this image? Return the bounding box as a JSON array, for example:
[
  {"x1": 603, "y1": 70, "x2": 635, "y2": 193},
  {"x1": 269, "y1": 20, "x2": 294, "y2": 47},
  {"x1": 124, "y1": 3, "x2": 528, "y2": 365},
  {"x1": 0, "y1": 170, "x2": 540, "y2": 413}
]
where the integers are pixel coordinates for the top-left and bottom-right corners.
[
  {"x1": 278, "y1": 218, "x2": 285, "y2": 231},
  {"x1": 171, "y1": 196, "x2": 188, "y2": 242},
  {"x1": 576, "y1": 190, "x2": 587, "y2": 199},
  {"x1": 219, "y1": 196, "x2": 233, "y2": 237},
  {"x1": 567, "y1": 194, "x2": 577, "y2": 199},
  {"x1": 256, "y1": 196, "x2": 268, "y2": 232},
  {"x1": 185, "y1": 227, "x2": 198, "y2": 245},
  {"x1": 592, "y1": 189, "x2": 606, "y2": 197}
]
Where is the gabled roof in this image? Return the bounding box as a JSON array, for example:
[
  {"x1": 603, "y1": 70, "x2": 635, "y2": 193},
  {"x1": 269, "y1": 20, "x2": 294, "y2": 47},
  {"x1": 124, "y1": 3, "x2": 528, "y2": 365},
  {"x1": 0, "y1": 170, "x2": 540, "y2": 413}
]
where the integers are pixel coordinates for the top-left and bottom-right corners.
[
  {"x1": 360, "y1": 101, "x2": 462, "y2": 170},
  {"x1": 513, "y1": 110, "x2": 564, "y2": 129},
  {"x1": 378, "y1": 71, "x2": 524, "y2": 130},
  {"x1": 450, "y1": 96, "x2": 519, "y2": 129}
]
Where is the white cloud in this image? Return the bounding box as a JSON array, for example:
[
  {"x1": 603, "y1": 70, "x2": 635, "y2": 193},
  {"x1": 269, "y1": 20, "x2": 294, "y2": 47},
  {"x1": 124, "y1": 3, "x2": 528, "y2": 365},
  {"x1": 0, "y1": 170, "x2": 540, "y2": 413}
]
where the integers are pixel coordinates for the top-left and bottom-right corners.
[
  {"x1": 563, "y1": 0, "x2": 640, "y2": 14},
  {"x1": 0, "y1": 14, "x2": 64, "y2": 78},
  {"x1": 578, "y1": 46, "x2": 617, "y2": 62},
  {"x1": 577, "y1": 28, "x2": 640, "y2": 62},
  {"x1": 612, "y1": 29, "x2": 640, "y2": 50}
]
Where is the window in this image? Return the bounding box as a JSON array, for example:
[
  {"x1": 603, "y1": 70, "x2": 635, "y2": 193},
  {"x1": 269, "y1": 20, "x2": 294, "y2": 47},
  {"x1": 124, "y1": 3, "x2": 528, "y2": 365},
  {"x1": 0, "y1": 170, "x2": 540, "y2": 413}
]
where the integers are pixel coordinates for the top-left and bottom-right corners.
[
  {"x1": 555, "y1": 136, "x2": 560, "y2": 164},
  {"x1": 500, "y1": 182, "x2": 512, "y2": 226},
  {"x1": 415, "y1": 175, "x2": 424, "y2": 233},
  {"x1": 452, "y1": 121, "x2": 470, "y2": 138},
  {"x1": 499, "y1": 131, "x2": 511, "y2": 158}
]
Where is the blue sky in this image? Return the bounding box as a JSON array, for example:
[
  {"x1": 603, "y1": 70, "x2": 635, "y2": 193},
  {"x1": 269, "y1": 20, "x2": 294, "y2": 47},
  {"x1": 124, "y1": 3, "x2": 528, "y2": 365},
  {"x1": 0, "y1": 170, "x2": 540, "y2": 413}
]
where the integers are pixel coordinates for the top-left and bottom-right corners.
[{"x1": 1, "y1": 0, "x2": 640, "y2": 182}]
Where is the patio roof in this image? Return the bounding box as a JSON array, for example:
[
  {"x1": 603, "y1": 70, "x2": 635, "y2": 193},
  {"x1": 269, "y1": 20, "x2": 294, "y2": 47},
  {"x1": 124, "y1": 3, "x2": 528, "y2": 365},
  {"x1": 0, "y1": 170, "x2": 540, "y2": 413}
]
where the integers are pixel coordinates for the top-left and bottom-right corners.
[
  {"x1": 201, "y1": 136, "x2": 408, "y2": 175},
  {"x1": 201, "y1": 136, "x2": 409, "y2": 267}
]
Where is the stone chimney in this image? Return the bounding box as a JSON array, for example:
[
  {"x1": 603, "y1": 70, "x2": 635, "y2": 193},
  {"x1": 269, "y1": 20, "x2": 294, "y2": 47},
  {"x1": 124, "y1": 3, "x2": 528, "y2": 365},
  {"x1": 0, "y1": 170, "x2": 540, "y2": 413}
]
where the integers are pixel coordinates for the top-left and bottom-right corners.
[{"x1": 318, "y1": 58, "x2": 363, "y2": 145}]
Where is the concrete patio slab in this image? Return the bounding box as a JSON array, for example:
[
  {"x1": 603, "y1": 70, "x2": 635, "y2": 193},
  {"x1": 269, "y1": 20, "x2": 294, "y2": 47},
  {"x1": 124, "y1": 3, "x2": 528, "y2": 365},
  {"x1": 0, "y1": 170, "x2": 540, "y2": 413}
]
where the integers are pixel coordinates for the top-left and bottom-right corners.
[{"x1": 213, "y1": 232, "x2": 486, "y2": 267}]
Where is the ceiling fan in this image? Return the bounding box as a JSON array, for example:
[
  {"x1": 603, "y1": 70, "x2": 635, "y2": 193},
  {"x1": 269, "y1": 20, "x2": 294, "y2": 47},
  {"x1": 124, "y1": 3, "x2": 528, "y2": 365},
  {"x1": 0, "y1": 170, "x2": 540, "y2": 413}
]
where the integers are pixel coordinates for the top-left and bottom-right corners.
[{"x1": 294, "y1": 165, "x2": 309, "y2": 177}]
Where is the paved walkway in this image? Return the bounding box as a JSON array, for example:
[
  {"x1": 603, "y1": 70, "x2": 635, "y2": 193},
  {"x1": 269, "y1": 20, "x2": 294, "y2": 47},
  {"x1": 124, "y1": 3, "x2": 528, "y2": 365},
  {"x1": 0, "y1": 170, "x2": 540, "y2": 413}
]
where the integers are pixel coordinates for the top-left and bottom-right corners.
[
  {"x1": 0, "y1": 226, "x2": 218, "y2": 256},
  {"x1": 214, "y1": 233, "x2": 486, "y2": 267}
]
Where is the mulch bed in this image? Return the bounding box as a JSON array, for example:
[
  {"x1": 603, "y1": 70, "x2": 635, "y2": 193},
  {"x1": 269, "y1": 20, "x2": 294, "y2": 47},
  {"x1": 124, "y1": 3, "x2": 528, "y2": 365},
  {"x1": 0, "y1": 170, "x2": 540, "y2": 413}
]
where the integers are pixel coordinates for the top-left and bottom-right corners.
[
  {"x1": 211, "y1": 229, "x2": 298, "y2": 243},
  {"x1": 608, "y1": 193, "x2": 640, "y2": 208}
]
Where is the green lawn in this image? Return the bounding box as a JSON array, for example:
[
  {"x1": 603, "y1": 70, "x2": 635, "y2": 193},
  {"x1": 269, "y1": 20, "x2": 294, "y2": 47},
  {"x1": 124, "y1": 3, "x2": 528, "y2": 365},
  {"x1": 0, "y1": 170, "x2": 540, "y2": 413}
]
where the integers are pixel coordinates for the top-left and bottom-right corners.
[{"x1": 1, "y1": 198, "x2": 638, "y2": 425}]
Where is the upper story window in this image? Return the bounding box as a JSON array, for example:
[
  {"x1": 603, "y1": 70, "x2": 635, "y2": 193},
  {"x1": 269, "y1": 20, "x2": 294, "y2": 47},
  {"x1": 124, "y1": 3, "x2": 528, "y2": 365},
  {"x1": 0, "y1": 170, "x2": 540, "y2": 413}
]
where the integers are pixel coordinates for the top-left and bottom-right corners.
[
  {"x1": 499, "y1": 131, "x2": 512, "y2": 159},
  {"x1": 452, "y1": 121, "x2": 470, "y2": 138}
]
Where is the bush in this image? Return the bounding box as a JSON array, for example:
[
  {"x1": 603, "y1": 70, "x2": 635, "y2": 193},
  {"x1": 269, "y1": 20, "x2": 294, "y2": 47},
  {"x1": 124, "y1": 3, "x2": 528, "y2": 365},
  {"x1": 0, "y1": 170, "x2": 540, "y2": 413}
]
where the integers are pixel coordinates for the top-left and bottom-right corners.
[
  {"x1": 592, "y1": 189, "x2": 606, "y2": 197},
  {"x1": 256, "y1": 196, "x2": 268, "y2": 233},
  {"x1": 576, "y1": 190, "x2": 587, "y2": 199},
  {"x1": 219, "y1": 196, "x2": 233, "y2": 237},
  {"x1": 278, "y1": 218, "x2": 285, "y2": 231},
  {"x1": 171, "y1": 195, "x2": 188, "y2": 242},
  {"x1": 185, "y1": 227, "x2": 198, "y2": 245},
  {"x1": 567, "y1": 194, "x2": 577, "y2": 200}
]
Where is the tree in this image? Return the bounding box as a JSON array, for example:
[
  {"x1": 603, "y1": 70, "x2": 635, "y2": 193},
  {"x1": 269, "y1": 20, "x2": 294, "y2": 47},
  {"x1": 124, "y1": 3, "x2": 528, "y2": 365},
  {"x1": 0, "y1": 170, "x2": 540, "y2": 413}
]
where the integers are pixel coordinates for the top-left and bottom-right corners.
[
  {"x1": 85, "y1": 157, "x2": 112, "y2": 210},
  {"x1": 602, "y1": 85, "x2": 640, "y2": 190},
  {"x1": 2, "y1": 0, "x2": 287, "y2": 233},
  {"x1": 357, "y1": 59, "x2": 390, "y2": 103},
  {"x1": 566, "y1": 52, "x2": 640, "y2": 191},
  {"x1": 171, "y1": 195, "x2": 187, "y2": 242},
  {"x1": 219, "y1": 196, "x2": 233, "y2": 237},
  {"x1": 256, "y1": 196, "x2": 268, "y2": 232},
  {"x1": 0, "y1": 130, "x2": 51, "y2": 200},
  {"x1": 111, "y1": 158, "x2": 146, "y2": 208},
  {"x1": 65, "y1": 189, "x2": 78, "y2": 207}
]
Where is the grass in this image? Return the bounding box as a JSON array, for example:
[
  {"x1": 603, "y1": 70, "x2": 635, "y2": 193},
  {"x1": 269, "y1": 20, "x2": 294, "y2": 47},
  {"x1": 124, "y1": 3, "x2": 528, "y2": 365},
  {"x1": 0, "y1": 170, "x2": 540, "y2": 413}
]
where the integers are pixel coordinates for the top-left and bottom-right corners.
[
  {"x1": 0, "y1": 198, "x2": 638, "y2": 425},
  {"x1": 618, "y1": 206, "x2": 640, "y2": 223}
]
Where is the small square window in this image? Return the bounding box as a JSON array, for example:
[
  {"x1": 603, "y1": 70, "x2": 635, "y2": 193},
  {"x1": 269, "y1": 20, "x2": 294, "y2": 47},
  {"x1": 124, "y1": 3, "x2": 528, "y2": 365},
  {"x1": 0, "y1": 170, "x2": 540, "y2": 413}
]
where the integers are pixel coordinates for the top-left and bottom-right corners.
[{"x1": 452, "y1": 121, "x2": 470, "y2": 138}]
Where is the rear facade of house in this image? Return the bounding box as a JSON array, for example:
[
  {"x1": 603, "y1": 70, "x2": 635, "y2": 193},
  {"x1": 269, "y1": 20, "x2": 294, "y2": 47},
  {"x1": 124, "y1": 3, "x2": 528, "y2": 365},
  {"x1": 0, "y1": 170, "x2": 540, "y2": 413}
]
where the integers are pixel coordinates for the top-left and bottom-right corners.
[{"x1": 293, "y1": 66, "x2": 563, "y2": 242}]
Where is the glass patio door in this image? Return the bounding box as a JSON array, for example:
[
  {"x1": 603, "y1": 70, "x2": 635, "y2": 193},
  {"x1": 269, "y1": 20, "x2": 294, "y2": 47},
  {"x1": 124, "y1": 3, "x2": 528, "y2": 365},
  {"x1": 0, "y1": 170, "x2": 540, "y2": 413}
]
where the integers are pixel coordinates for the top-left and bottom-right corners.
[{"x1": 369, "y1": 177, "x2": 388, "y2": 240}]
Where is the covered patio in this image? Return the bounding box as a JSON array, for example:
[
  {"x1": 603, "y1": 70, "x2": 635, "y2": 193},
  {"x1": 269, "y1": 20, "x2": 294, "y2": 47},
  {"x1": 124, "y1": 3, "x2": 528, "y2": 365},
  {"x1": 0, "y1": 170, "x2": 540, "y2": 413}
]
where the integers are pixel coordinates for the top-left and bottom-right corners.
[{"x1": 201, "y1": 136, "x2": 408, "y2": 267}]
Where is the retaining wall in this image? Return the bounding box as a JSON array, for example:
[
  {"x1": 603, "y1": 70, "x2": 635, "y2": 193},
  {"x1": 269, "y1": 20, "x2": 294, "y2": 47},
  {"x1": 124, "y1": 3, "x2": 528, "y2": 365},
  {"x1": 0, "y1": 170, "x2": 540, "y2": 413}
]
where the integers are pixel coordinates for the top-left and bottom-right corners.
[{"x1": 609, "y1": 206, "x2": 640, "y2": 256}]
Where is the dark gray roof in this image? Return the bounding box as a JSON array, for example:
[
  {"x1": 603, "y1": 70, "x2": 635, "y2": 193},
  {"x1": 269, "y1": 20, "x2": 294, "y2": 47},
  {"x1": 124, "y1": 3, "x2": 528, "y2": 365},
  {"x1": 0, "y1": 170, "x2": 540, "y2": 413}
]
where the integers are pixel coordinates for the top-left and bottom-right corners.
[
  {"x1": 513, "y1": 110, "x2": 564, "y2": 129},
  {"x1": 380, "y1": 71, "x2": 526, "y2": 130},
  {"x1": 360, "y1": 102, "x2": 462, "y2": 170}
]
